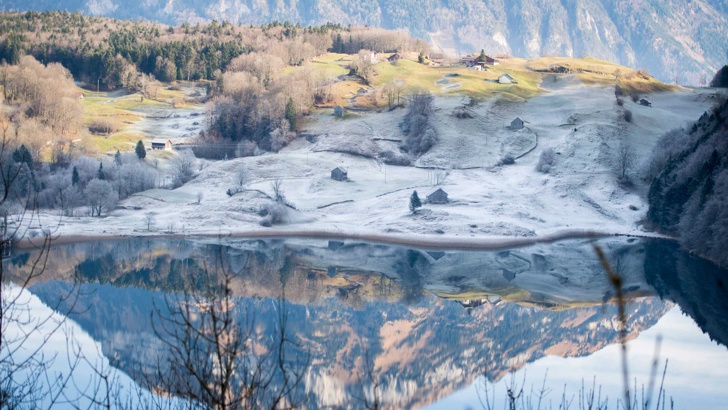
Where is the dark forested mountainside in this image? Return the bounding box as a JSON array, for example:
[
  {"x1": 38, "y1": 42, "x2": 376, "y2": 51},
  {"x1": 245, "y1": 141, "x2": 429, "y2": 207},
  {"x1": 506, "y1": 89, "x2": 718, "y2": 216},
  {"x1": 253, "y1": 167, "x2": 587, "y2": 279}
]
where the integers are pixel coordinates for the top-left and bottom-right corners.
[
  {"x1": 711, "y1": 65, "x2": 728, "y2": 88},
  {"x1": 0, "y1": 0, "x2": 725, "y2": 85},
  {"x1": 647, "y1": 96, "x2": 728, "y2": 266}
]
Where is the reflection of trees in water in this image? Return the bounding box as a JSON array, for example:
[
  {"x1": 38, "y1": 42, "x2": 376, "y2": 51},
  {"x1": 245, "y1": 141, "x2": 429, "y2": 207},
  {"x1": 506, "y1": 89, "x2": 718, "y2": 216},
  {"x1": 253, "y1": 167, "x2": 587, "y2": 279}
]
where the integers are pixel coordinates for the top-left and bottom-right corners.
[
  {"x1": 150, "y1": 263, "x2": 308, "y2": 410},
  {"x1": 11, "y1": 237, "x2": 728, "y2": 408},
  {"x1": 644, "y1": 240, "x2": 728, "y2": 347},
  {"x1": 395, "y1": 250, "x2": 428, "y2": 305}
]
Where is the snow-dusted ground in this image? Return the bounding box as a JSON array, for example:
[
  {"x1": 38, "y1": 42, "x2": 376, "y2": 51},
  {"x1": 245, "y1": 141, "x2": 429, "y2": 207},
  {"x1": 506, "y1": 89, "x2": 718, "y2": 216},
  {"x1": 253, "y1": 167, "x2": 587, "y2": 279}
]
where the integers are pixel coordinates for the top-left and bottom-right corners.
[{"x1": 32, "y1": 79, "x2": 725, "y2": 247}]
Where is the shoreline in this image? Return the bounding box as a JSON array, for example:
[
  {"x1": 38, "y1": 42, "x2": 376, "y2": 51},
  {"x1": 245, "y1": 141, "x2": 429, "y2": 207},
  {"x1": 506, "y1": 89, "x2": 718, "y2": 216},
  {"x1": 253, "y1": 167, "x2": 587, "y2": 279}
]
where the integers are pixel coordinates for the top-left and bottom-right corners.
[{"x1": 15, "y1": 227, "x2": 676, "y2": 251}]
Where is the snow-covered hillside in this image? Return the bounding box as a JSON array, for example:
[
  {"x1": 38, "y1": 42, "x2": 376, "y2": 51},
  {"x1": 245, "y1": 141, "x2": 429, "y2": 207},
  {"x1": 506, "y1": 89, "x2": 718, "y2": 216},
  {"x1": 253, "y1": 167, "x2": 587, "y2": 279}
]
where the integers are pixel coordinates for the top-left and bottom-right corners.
[{"x1": 32, "y1": 79, "x2": 724, "y2": 247}]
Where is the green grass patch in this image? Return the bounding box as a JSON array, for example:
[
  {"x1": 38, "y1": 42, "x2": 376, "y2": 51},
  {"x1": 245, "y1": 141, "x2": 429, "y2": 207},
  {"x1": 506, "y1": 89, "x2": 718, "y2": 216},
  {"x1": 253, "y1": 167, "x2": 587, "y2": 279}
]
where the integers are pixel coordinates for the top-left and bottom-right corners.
[{"x1": 89, "y1": 131, "x2": 144, "y2": 154}]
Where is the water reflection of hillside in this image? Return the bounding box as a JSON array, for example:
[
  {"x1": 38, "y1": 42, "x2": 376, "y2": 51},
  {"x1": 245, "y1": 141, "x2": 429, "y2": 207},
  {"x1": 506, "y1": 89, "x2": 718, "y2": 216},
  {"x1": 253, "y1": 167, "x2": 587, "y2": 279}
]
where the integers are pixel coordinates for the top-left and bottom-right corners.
[{"x1": 8, "y1": 237, "x2": 726, "y2": 409}]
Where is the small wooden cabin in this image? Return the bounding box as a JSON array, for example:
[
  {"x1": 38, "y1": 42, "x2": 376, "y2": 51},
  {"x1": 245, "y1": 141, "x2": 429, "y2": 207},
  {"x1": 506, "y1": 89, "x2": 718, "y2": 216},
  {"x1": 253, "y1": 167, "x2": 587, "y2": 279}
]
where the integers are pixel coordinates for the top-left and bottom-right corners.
[
  {"x1": 427, "y1": 188, "x2": 448, "y2": 204},
  {"x1": 511, "y1": 117, "x2": 524, "y2": 130},
  {"x1": 151, "y1": 140, "x2": 173, "y2": 150},
  {"x1": 331, "y1": 167, "x2": 348, "y2": 181}
]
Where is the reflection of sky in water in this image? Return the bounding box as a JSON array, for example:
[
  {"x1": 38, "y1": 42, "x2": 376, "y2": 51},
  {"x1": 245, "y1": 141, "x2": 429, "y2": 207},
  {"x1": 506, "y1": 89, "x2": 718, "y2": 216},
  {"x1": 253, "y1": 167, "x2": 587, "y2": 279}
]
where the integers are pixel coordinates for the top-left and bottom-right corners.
[
  {"x1": 430, "y1": 307, "x2": 728, "y2": 409},
  {"x1": 2, "y1": 286, "x2": 164, "y2": 408}
]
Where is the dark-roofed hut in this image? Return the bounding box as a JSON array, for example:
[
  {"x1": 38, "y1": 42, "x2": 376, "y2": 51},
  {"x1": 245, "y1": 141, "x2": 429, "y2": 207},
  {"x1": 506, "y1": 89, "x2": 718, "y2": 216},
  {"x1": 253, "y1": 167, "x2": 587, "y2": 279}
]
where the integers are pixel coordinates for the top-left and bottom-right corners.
[
  {"x1": 152, "y1": 139, "x2": 173, "y2": 150},
  {"x1": 510, "y1": 117, "x2": 524, "y2": 130},
  {"x1": 331, "y1": 167, "x2": 348, "y2": 181},
  {"x1": 427, "y1": 188, "x2": 448, "y2": 204}
]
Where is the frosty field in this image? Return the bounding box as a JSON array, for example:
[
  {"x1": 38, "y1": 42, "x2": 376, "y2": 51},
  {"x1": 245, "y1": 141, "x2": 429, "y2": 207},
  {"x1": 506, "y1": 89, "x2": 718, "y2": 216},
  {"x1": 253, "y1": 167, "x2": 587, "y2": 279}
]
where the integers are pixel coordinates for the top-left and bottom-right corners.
[{"x1": 31, "y1": 77, "x2": 723, "y2": 247}]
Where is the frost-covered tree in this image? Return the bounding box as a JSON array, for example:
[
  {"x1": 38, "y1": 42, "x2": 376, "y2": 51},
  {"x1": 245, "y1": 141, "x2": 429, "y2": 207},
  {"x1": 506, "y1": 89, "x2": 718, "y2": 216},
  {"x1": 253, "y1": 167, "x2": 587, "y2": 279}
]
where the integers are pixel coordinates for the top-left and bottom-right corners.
[
  {"x1": 400, "y1": 90, "x2": 437, "y2": 156},
  {"x1": 235, "y1": 165, "x2": 248, "y2": 188},
  {"x1": 536, "y1": 148, "x2": 555, "y2": 173},
  {"x1": 72, "y1": 156, "x2": 101, "y2": 187},
  {"x1": 617, "y1": 141, "x2": 636, "y2": 182},
  {"x1": 170, "y1": 149, "x2": 196, "y2": 188},
  {"x1": 114, "y1": 162, "x2": 157, "y2": 199},
  {"x1": 647, "y1": 96, "x2": 728, "y2": 265},
  {"x1": 85, "y1": 179, "x2": 118, "y2": 217}
]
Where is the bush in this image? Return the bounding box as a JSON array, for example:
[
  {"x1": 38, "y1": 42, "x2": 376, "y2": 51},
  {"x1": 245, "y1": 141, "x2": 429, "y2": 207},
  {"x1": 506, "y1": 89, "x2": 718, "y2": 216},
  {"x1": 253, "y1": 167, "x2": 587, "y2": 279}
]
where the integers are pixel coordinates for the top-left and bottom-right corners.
[
  {"x1": 536, "y1": 148, "x2": 555, "y2": 173},
  {"x1": 624, "y1": 109, "x2": 633, "y2": 123},
  {"x1": 616, "y1": 98, "x2": 624, "y2": 107},
  {"x1": 631, "y1": 94, "x2": 639, "y2": 103},
  {"x1": 235, "y1": 140, "x2": 260, "y2": 157},
  {"x1": 88, "y1": 118, "x2": 120, "y2": 135},
  {"x1": 258, "y1": 202, "x2": 288, "y2": 226},
  {"x1": 379, "y1": 150, "x2": 412, "y2": 166},
  {"x1": 399, "y1": 91, "x2": 437, "y2": 156},
  {"x1": 452, "y1": 108, "x2": 473, "y2": 119},
  {"x1": 170, "y1": 150, "x2": 196, "y2": 188},
  {"x1": 498, "y1": 154, "x2": 515, "y2": 166}
]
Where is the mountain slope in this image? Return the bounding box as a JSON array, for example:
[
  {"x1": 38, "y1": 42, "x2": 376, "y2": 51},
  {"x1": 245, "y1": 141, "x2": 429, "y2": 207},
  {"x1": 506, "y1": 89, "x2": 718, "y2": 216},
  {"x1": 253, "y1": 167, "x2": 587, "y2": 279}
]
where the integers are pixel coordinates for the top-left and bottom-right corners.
[
  {"x1": 647, "y1": 96, "x2": 728, "y2": 266},
  {"x1": 0, "y1": 0, "x2": 726, "y2": 84}
]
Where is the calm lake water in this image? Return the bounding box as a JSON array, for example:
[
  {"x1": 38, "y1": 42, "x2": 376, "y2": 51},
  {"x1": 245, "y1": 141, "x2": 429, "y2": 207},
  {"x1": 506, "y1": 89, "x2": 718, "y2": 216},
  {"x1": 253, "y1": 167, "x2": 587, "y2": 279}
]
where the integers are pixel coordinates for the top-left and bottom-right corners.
[{"x1": 3, "y1": 236, "x2": 727, "y2": 409}]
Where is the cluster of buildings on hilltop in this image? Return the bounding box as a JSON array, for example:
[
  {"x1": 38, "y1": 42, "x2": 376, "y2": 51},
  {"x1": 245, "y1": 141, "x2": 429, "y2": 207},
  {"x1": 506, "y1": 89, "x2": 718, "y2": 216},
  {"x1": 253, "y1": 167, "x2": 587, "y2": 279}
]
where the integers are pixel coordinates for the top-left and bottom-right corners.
[{"x1": 426, "y1": 52, "x2": 502, "y2": 69}]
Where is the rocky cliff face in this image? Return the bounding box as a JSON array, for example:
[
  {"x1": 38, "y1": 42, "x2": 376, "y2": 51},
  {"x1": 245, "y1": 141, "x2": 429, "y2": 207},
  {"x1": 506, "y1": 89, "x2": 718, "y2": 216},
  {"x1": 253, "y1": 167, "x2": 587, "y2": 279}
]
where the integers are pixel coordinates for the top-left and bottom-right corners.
[{"x1": 2, "y1": 0, "x2": 726, "y2": 84}]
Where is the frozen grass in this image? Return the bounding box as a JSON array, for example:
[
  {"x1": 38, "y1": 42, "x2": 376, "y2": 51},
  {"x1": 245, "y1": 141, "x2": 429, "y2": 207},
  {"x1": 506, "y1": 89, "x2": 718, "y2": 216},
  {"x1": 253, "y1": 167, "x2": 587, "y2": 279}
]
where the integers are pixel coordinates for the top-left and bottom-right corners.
[{"x1": 40, "y1": 64, "x2": 713, "y2": 246}]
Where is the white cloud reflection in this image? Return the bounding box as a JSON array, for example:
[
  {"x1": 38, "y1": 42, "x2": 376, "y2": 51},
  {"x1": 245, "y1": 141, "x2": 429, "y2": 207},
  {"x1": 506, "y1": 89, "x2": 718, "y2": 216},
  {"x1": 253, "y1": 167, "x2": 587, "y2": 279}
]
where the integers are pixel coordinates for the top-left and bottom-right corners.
[{"x1": 428, "y1": 306, "x2": 728, "y2": 410}]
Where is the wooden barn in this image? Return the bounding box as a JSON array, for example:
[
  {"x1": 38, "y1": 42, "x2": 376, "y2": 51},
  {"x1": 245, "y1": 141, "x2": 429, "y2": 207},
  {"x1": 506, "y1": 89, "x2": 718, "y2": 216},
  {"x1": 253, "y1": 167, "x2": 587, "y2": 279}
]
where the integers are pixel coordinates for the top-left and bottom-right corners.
[
  {"x1": 331, "y1": 167, "x2": 348, "y2": 181},
  {"x1": 427, "y1": 188, "x2": 448, "y2": 204},
  {"x1": 151, "y1": 139, "x2": 173, "y2": 150}
]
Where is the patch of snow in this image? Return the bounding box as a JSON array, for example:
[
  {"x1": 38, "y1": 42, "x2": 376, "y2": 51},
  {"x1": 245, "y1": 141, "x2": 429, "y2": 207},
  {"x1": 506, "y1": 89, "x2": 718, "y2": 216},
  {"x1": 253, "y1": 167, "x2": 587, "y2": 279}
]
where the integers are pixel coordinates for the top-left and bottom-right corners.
[{"x1": 30, "y1": 84, "x2": 723, "y2": 247}]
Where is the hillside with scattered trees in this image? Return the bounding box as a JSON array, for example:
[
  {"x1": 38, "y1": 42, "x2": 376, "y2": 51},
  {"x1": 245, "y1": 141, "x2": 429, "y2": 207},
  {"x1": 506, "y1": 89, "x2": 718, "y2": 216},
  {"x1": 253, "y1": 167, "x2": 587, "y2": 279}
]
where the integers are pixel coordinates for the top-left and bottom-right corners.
[
  {"x1": 0, "y1": 11, "x2": 422, "y2": 90},
  {"x1": 0, "y1": 1, "x2": 726, "y2": 85},
  {"x1": 646, "y1": 96, "x2": 728, "y2": 266}
]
